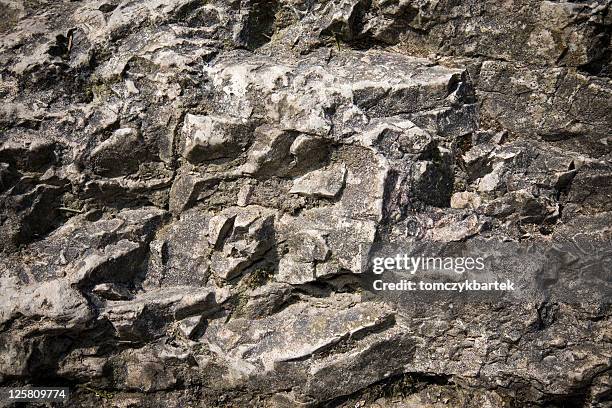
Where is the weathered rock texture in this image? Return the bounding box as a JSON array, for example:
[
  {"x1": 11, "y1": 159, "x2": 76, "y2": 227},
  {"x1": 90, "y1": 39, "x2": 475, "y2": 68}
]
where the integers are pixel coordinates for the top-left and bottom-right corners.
[{"x1": 0, "y1": 0, "x2": 610, "y2": 407}]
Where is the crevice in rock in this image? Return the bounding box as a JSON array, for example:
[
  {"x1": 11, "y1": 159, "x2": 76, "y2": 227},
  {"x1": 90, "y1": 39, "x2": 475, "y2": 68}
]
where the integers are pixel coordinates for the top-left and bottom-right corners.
[{"x1": 318, "y1": 372, "x2": 452, "y2": 408}]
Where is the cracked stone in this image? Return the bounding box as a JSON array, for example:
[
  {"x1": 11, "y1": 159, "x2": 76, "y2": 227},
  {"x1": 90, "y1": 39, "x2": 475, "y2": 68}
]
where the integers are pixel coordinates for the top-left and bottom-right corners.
[{"x1": 290, "y1": 163, "x2": 347, "y2": 198}]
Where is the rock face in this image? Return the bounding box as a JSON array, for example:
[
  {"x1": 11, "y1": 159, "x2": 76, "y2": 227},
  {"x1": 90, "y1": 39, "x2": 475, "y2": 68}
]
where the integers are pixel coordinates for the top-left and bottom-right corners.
[{"x1": 0, "y1": 0, "x2": 610, "y2": 407}]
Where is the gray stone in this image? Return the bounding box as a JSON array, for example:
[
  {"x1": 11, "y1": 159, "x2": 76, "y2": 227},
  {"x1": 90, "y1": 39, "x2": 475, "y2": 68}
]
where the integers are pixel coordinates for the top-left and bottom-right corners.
[
  {"x1": 289, "y1": 163, "x2": 347, "y2": 198},
  {"x1": 241, "y1": 126, "x2": 296, "y2": 177},
  {"x1": 429, "y1": 214, "x2": 484, "y2": 242},
  {"x1": 207, "y1": 212, "x2": 236, "y2": 249},
  {"x1": 168, "y1": 172, "x2": 208, "y2": 215},
  {"x1": 277, "y1": 256, "x2": 316, "y2": 285},
  {"x1": 203, "y1": 294, "x2": 397, "y2": 377},
  {"x1": 89, "y1": 127, "x2": 143, "y2": 176},
  {"x1": 182, "y1": 114, "x2": 252, "y2": 163},
  {"x1": 177, "y1": 315, "x2": 205, "y2": 339},
  {"x1": 209, "y1": 206, "x2": 276, "y2": 280},
  {"x1": 1, "y1": 0, "x2": 610, "y2": 405},
  {"x1": 451, "y1": 191, "x2": 482, "y2": 210},
  {"x1": 92, "y1": 283, "x2": 134, "y2": 301},
  {"x1": 101, "y1": 286, "x2": 228, "y2": 341}
]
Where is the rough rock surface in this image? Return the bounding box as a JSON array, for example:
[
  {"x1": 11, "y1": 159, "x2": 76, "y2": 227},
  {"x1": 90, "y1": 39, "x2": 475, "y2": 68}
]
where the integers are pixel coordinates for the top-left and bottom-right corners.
[{"x1": 0, "y1": 0, "x2": 610, "y2": 407}]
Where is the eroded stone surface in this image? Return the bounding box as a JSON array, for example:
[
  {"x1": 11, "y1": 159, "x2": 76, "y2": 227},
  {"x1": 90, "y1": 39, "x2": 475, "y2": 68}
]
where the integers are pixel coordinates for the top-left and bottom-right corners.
[{"x1": 0, "y1": 0, "x2": 610, "y2": 406}]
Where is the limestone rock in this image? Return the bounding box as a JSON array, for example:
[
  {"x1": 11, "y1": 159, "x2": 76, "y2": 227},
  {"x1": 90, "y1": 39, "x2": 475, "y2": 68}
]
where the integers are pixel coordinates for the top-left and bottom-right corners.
[
  {"x1": 278, "y1": 229, "x2": 331, "y2": 285},
  {"x1": 182, "y1": 114, "x2": 252, "y2": 163},
  {"x1": 92, "y1": 283, "x2": 134, "y2": 301},
  {"x1": 89, "y1": 127, "x2": 143, "y2": 176},
  {"x1": 429, "y1": 214, "x2": 484, "y2": 242},
  {"x1": 203, "y1": 294, "x2": 397, "y2": 376},
  {"x1": 451, "y1": 191, "x2": 482, "y2": 210},
  {"x1": 241, "y1": 126, "x2": 297, "y2": 177},
  {"x1": 101, "y1": 286, "x2": 228, "y2": 341},
  {"x1": 0, "y1": 278, "x2": 92, "y2": 334},
  {"x1": 208, "y1": 212, "x2": 237, "y2": 249},
  {"x1": 144, "y1": 209, "x2": 211, "y2": 288},
  {"x1": 209, "y1": 206, "x2": 276, "y2": 280},
  {"x1": 290, "y1": 163, "x2": 347, "y2": 199},
  {"x1": 1, "y1": 0, "x2": 610, "y2": 406}
]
